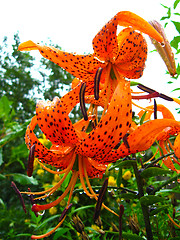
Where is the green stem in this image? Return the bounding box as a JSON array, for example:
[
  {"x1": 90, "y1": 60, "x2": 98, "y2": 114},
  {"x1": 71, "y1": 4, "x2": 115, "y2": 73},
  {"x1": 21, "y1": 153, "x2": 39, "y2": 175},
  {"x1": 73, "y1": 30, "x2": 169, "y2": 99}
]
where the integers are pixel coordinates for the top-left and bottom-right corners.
[{"x1": 132, "y1": 161, "x2": 153, "y2": 240}]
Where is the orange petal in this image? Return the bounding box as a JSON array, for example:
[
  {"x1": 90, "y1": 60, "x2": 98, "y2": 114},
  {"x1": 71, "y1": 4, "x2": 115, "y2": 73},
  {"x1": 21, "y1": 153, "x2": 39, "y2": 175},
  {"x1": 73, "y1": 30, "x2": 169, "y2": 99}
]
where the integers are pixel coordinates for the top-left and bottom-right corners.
[
  {"x1": 174, "y1": 133, "x2": 180, "y2": 159},
  {"x1": 138, "y1": 104, "x2": 175, "y2": 121},
  {"x1": 105, "y1": 119, "x2": 180, "y2": 163},
  {"x1": 36, "y1": 96, "x2": 78, "y2": 146},
  {"x1": 92, "y1": 15, "x2": 119, "y2": 61},
  {"x1": 76, "y1": 79, "x2": 132, "y2": 159},
  {"x1": 115, "y1": 28, "x2": 147, "y2": 79},
  {"x1": 116, "y1": 11, "x2": 164, "y2": 43},
  {"x1": 25, "y1": 116, "x2": 74, "y2": 169},
  {"x1": 18, "y1": 41, "x2": 104, "y2": 81}
]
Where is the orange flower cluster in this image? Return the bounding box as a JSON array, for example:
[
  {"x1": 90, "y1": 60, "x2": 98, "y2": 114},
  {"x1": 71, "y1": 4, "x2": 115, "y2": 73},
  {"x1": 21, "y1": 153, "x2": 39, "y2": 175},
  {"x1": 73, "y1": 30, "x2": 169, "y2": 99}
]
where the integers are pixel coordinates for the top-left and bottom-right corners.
[{"x1": 17, "y1": 11, "x2": 180, "y2": 239}]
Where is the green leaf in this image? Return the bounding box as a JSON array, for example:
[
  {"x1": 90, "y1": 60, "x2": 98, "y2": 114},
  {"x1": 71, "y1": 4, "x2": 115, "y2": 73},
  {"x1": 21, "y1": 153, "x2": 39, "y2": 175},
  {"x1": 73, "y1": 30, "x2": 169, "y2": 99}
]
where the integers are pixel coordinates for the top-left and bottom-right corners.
[
  {"x1": 0, "y1": 148, "x2": 3, "y2": 166},
  {"x1": 122, "y1": 232, "x2": 144, "y2": 240},
  {"x1": 118, "y1": 193, "x2": 139, "y2": 200},
  {"x1": 169, "y1": 237, "x2": 180, "y2": 240},
  {"x1": 71, "y1": 205, "x2": 94, "y2": 214},
  {"x1": 140, "y1": 195, "x2": 164, "y2": 206},
  {"x1": 0, "y1": 174, "x2": 6, "y2": 180},
  {"x1": 130, "y1": 81, "x2": 140, "y2": 86},
  {"x1": 140, "y1": 167, "x2": 171, "y2": 178},
  {"x1": 171, "y1": 36, "x2": 180, "y2": 50},
  {"x1": 149, "y1": 205, "x2": 168, "y2": 216},
  {"x1": 172, "y1": 21, "x2": 180, "y2": 34},
  {"x1": 12, "y1": 173, "x2": 38, "y2": 185},
  {"x1": 53, "y1": 228, "x2": 70, "y2": 240},
  {"x1": 140, "y1": 111, "x2": 147, "y2": 125},
  {"x1": 173, "y1": 0, "x2": 180, "y2": 9},
  {"x1": 109, "y1": 159, "x2": 135, "y2": 171}
]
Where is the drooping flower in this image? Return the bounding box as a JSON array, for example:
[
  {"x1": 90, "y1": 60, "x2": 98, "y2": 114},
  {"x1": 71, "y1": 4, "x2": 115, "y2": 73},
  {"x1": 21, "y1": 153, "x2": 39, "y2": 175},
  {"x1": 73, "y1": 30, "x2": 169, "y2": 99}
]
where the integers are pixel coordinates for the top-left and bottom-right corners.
[
  {"x1": 137, "y1": 104, "x2": 180, "y2": 172},
  {"x1": 22, "y1": 78, "x2": 132, "y2": 239},
  {"x1": 18, "y1": 11, "x2": 163, "y2": 106}
]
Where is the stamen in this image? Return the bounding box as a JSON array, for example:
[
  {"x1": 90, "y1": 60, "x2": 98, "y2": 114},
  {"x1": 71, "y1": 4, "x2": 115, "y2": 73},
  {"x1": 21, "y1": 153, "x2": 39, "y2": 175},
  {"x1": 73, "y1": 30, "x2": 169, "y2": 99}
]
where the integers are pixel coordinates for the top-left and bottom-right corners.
[
  {"x1": 11, "y1": 181, "x2": 26, "y2": 213},
  {"x1": 167, "y1": 214, "x2": 180, "y2": 229},
  {"x1": 137, "y1": 84, "x2": 173, "y2": 101},
  {"x1": 159, "y1": 93, "x2": 173, "y2": 101},
  {"x1": 79, "y1": 83, "x2": 88, "y2": 121},
  {"x1": 94, "y1": 178, "x2": 108, "y2": 222},
  {"x1": 137, "y1": 84, "x2": 154, "y2": 93},
  {"x1": 119, "y1": 204, "x2": 124, "y2": 240},
  {"x1": 59, "y1": 203, "x2": 73, "y2": 222},
  {"x1": 94, "y1": 67, "x2": 103, "y2": 100},
  {"x1": 154, "y1": 99, "x2": 157, "y2": 119},
  {"x1": 31, "y1": 205, "x2": 72, "y2": 240},
  {"x1": 123, "y1": 134, "x2": 130, "y2": 149},
  {"x1": 27, "y1": 144, "x2": 35, "y2": 177},
  {"x1": 82, "y1": 158, "x2": 119, "y2": 217},
  {"x1": 31, "y1": 171, "x2": 78, "y2": 213},
  {"x1": 28, "y1": 188, "x2": 38, "y2": 217}
]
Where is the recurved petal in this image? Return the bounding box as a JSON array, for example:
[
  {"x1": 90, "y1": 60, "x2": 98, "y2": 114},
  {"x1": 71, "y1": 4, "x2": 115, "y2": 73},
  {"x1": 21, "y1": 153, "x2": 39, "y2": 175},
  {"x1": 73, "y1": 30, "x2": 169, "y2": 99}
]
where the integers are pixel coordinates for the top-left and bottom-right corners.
[
  {"x1": 115, "y1": 28, "x2": 147, "y2": 79},
  {"x1": 174, "y1": 133, "x2": 180, "y2": 159},
  {"x1": 138, "y1": 104, "x2": 175, "y2": 121},
  {"x1": 76, "y1": 79, "x2": 132, "y2": 159},
  {"x1": 84, "y1": 157, "x2": 107, "y2": 179},
  {"x1": 18, "y1": 41, "x2": 104, "y2": 81},
  {"x1": 25, "y1": 116, "x2": 74, "y2": 169},
  {"x1": 104, "y1": 119, "x2": 180, "y2": 163},
  {"x1": 116, "y1": 11, "x2": 164, "y2": 43},
  {"x1": 92, "y1": 15, "x2": 119, "y2": 61},
  {"x1": 36, "y1": 96, "x2": 79, "y2": 146}
]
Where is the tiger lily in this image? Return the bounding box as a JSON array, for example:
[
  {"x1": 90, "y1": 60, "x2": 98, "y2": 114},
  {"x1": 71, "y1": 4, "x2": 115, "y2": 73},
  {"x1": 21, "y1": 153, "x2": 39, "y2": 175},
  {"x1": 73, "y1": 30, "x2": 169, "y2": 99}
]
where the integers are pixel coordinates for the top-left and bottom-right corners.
[
  {"x1": 137, "y1": 104, "x2": 180, "y2": 172},
  {"x1": 22, "y1": 79, "x2": 132, "y2": 239},
  {"x1": 18, "y1": 11, "x2": 163, "y2": 107}
]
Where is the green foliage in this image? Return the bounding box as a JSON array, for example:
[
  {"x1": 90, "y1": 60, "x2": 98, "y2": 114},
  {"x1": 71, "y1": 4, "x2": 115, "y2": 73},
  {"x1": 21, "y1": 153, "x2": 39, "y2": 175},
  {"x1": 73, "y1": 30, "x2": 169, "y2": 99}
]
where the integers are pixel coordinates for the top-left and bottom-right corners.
[{"x1": 0, "y1": 2, "x2": 180, "y2": 239}]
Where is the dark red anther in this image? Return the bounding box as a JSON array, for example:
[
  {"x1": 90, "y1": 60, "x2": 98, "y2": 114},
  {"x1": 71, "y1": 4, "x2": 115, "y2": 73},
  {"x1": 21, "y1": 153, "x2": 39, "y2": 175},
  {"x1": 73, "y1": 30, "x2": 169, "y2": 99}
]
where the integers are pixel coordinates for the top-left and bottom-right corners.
[
  {"x1": 94, "y1": 67, "x2": 103, "y2": 100},
  {"x1": 137, "y1": 84, "x2": 173, "y2": 101},
  {"x1": 119, "y1": 204, "x2": 124, "y2": 240},
  {"x1": 154, "y1": 99, "x2": 157, "y2": 120},
  {"x1": 59, "y1": 203, "x2": 73, "y2": 222},
  {"x1": 28, "y1": 188, "x2": 38, "y2": 217},
  {"x1": 27, "y1": 144, "x2": 35, "y2": 177},
  {"x1": 11, "y1": 181, "x2": 27, "y2": 213},
  {"x1": 123, "y1": 134, "x2": 130, "y2": 149},
  {"x1": 79, "y1": 83, "x2": 88, "y2": 121},
  {"x1": 94, "y1": 178, "x2": 108, "y2": 222}
]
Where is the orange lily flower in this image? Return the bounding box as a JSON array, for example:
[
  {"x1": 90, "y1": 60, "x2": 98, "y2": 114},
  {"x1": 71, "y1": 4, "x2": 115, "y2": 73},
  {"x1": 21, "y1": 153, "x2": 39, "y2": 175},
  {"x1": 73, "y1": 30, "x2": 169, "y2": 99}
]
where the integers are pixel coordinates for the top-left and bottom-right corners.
[
  {"x1": 137, "y1": 104, "x2": 180, "y2": 172},
  {"x1": 103, "y1": 118, "x2": 180, "y2": 169},
  {"x1": 22, "y1": 79, "x2": 132, "y2": 239},
  {"x1": 18, "y1": 11, "x2": 163, "y2": 106}
]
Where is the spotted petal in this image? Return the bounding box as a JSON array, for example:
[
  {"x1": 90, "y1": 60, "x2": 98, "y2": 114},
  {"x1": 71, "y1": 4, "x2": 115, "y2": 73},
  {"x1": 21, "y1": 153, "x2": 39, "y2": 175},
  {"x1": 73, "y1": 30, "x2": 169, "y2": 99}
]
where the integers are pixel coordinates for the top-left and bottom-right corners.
[
  {"x1": 25, "y1": 116, "x2": 74, "y2": 169},
  {"x1": 104, "y1": 119, "x2": 180, "y2": 163},
  {"x1": 92, "y1": 11, "x2": 163, "y2": 61},
  {"x1": 36, "y1": 95, "x2": 79, "y2": 146},
  {"x1": 76, "y1": 79, "x2": 132, "y2": 159},
  {"x1": 18, "y1": 40, "x2": 105, "y2": 82},
  {"x1": 115, "y1": 28, "x2": 147, "y2": 79}
]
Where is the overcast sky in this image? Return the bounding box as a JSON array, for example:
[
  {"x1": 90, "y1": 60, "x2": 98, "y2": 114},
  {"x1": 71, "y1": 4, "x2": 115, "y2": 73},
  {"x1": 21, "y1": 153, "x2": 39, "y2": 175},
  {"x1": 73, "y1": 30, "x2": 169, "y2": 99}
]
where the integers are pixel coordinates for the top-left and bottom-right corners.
[{"x1": 1, "y1": 0, "x2": 179, "y2": 118}]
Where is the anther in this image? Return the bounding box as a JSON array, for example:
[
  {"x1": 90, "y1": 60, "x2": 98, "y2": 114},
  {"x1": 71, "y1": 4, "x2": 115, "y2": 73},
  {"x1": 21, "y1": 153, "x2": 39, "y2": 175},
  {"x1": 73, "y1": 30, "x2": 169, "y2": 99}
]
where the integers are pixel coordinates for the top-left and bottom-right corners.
[
  {"x1": 94, "y1": 67, "x2": 103, "y2": 100},
  {"x1": 123, "y1": 134, "x2": 130, "y2": 149},
  {"x1": 11, "y1": 181, "x2": 27, "y2": 213},
  {"x1": 94, "y1": 178, "x2": 108, "y2": 222},
  {"x1": 154, "y1": 99, "x2": 157, "y2": 119},
  {"x1": 79, "y1": 83, "x2": 88, "y2": 121},
  {"x1": 59, "y1": 203, "x2": 73, "y2": 222},
  {"x1": 27, "y1": 144, "x2": 35, "y2": 177}
]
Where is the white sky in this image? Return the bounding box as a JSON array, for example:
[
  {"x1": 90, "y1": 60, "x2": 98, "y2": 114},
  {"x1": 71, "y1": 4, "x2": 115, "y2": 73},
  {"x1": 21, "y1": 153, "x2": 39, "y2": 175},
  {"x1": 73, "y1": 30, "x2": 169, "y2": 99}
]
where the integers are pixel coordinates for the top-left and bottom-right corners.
[{"x1": 1, "y1": 0, "x2": 180, "y2": 118}]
